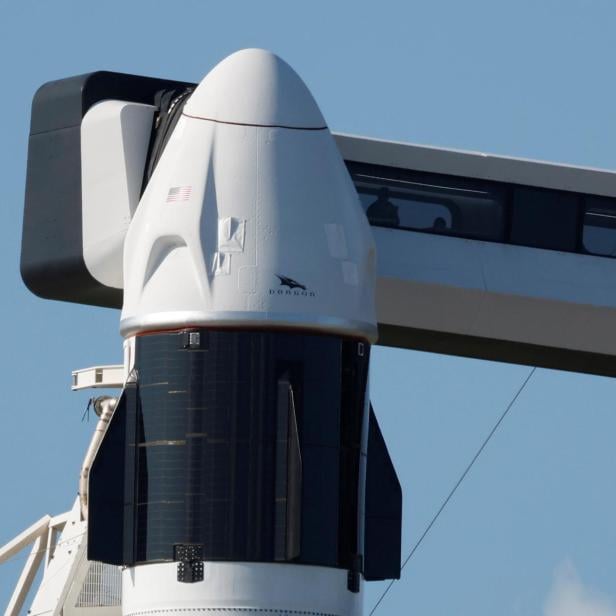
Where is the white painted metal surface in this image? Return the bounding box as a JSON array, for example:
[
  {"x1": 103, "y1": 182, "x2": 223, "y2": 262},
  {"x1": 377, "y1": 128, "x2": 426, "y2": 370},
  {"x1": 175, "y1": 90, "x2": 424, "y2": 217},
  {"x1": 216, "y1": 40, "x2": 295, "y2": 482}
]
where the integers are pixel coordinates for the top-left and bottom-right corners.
[
  {"x1": 334, "y1": 133, "x2": 616, "y2": 198},
  {"x1": 1, "y1": 484, "x2": 122, "y2": 616},
  {"x1": 26, "y1": 499, "x2": 90, "y2": 616},
  {"x1": 4, "y1": 536, "x2": 45, "y2": 616},
  {"x1": 0, "y1": 515, "x2": 50, "y2": 565},
  {"x1": 81, "y1": 100, "x2": 156, "y2": 288},
  {"x1": 123, "y1": 562, "x2": 361, "y2": 616},
  {"x1": 183, "y1": 48, "x2": 326, "y2": 128},
  {"x1": 120, "y1": 48, "x2": 377, "y2": 342},
  {"x1": 79, "y1": 396, "x2": 117, "y2": 519},
  {"x1": 0, "y1": 501, "x2": 105, "y2": 616},
  {"x1": 373, "y1": 226, "x2": 616, "y2": 356},
  {"x1": 71, "y1": 365, "x2": 124, "y2": 390}
]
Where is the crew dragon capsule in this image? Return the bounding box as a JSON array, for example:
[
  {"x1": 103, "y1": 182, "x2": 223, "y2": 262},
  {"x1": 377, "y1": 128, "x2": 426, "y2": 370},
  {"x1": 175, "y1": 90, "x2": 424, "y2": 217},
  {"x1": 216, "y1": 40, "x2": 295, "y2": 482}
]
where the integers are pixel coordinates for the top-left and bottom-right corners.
[{"x1": 21, "y1": 49, "x2": 402, "y2": 616}]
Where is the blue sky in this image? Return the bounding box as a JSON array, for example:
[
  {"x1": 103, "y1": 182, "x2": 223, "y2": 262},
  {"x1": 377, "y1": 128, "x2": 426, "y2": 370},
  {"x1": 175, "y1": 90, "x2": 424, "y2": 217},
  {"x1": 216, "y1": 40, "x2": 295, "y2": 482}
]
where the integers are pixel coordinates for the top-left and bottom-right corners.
[{"x1": 1, "y1": 1, "x2": 616, "y2": 614}]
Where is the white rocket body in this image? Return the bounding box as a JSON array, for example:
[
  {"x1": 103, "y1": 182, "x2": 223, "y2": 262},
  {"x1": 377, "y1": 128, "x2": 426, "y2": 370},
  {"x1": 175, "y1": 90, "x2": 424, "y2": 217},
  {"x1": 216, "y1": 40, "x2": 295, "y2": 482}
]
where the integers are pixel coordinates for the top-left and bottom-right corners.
[
  {"x1": 117, "y1": 50, "x2": 377, "y2": 616},
  {"x1": 123, "y1": 562, "x2": 363, "y2": 615},
  {"x1": 120, "y1": 49, "x2": 377, "y2": 343}
]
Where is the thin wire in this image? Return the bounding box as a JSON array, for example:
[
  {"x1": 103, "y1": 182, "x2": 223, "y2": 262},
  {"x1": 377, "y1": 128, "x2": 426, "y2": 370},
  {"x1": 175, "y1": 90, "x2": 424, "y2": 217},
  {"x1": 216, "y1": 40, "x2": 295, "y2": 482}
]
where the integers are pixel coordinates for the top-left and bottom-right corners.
[
  {"x1": 81, "y1": 398, "x2": 93, "y2": 422},
  {"x1": 369, "y1": 366, "x2": 537, "y2": 616}
]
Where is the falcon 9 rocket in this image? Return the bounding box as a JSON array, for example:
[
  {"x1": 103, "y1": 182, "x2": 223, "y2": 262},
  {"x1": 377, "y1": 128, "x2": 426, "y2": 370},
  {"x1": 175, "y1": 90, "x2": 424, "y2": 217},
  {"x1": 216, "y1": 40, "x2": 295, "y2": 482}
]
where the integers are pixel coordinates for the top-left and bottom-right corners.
[{"x1": 21, "y1": 49, "x2": 401, "y2": 616}]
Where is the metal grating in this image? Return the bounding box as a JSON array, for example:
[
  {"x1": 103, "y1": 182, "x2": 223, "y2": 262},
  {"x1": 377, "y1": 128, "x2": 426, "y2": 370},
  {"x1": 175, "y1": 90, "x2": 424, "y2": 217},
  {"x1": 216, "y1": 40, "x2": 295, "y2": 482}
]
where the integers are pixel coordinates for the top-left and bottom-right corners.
[{"x1": 75, "y1": 561, "x2": 122, "y2": 607}]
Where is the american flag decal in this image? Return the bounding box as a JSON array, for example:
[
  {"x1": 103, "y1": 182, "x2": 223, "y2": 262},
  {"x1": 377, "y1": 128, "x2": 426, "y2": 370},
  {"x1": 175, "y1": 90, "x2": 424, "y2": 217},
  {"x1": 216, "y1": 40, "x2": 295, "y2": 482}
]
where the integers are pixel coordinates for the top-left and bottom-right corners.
[{"x1": 166, "y1": 186, "x2": 192, "y2": 202}]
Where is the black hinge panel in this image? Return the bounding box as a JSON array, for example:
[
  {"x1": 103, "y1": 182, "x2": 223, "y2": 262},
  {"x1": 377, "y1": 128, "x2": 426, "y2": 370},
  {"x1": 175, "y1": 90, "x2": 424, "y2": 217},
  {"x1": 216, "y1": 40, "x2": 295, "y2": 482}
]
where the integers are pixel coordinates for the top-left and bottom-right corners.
[
  {"x1": 87, "y1": 381, "x2": 139, "y2": 566},
  {"x1": 363, "y1": 405, "x2": 402, "y2": 581}
]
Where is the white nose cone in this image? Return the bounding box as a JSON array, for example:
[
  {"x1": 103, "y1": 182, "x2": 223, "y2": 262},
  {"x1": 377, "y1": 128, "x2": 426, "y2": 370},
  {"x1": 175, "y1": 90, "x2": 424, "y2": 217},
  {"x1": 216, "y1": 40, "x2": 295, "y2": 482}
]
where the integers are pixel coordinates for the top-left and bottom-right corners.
[
  {"x1": 121, "y1": 49, "x2": 377, "y2": 341},
  {"x1": 183, "y1": 49, "x2": 326, "y2": 128}
]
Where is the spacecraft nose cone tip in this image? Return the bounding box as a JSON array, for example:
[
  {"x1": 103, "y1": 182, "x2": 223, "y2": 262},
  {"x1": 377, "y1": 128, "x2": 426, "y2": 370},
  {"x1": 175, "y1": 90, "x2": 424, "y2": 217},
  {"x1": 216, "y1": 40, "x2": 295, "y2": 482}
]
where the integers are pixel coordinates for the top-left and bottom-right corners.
[{"x1": 183, "y1": 48, "x2": 327, "y2": 129}]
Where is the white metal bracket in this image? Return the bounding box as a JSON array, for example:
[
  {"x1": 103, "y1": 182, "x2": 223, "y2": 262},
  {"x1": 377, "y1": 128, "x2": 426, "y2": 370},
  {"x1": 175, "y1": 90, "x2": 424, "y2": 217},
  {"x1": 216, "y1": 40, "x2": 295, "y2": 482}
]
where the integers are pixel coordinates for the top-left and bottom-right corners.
[
  {"x1": 71, "y1": 365, "x2": 124, "y2": 390},
  {"x1": 0, "y1": 508, "x2": 73, "y2": 616}
]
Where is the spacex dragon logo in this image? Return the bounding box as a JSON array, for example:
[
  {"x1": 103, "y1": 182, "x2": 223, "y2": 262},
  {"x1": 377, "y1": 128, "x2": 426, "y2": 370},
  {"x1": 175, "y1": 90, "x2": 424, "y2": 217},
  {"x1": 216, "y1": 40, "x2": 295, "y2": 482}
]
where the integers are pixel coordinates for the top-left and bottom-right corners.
[
  {"x1": 270, "y1": 274, "x2": 316, "y2": 297},
  {"x1": 276, "y1": 275, "x2": 306, "y2": 290}
]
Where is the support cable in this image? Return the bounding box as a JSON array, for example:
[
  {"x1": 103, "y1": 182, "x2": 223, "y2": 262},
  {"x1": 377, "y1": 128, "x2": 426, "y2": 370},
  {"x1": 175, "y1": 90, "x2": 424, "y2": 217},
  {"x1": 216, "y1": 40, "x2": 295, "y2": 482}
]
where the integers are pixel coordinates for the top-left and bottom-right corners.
[{"x1": 369, "y1": 366, "x2": 537, "y2": 616}]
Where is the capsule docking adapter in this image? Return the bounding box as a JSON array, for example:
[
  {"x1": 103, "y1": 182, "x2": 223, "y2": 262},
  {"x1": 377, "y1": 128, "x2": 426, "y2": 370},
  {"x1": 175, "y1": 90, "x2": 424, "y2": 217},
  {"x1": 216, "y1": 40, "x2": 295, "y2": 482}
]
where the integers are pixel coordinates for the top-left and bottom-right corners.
[{"x1": 21, "y1": 49, "x2": 402, "y2": 616}]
